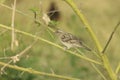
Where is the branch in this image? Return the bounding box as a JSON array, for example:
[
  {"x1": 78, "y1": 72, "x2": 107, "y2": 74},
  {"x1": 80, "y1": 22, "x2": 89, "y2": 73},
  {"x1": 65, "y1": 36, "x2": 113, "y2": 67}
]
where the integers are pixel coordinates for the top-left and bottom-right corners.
[
  {"x1": 0, "y1": 3, "x2": 32, "y2": 18},
  {"x1": 63, "y1": 0, "x2": 117, "y2": 80},
  {"x1": 115, "y1": 62, "x2": 120, "y2": 74},
  {"x1": 0, "y1": 61, "x2": 80, "y2": 80},
  {"x1": 11, "y1": 40, "x2": 37, "y2": 63},
  {"x1": 102, "y1": 21, "x2": 120, "y2": 53},
  {"x1": 91, "y1": 63, "x2": 107, "y2": 80},
  {"x1": 0, "y1": 4, "x2": 55, "y2": 33},
  {"x1": 63, "y1": 0, "x2": 102, "y2": 52},
  {"x1": 0, "y1": 40, "x2": 37, "y2": 74},
  {"x1": 11, "y1": 0, "x2": 18, "y2": 50},
  {"x1": 0, "y1": 24, "x2": 102, "y2": 65}
]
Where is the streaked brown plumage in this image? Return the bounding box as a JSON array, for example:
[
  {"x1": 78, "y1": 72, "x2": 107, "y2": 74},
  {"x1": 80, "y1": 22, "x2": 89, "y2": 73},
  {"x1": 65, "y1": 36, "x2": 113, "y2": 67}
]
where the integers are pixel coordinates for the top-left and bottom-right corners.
[{"x1": 55, "y1": 30, "x2": 91, "y2": 51}]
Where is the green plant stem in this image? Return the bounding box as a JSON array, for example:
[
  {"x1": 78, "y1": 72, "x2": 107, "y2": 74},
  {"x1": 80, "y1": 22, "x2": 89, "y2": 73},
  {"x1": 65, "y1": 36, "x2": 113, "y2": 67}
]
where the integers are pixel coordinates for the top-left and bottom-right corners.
[
  {"x1": 63, "y1": 0, "x2": 117, "y2": 80},
  {"x1": 102, "y1": 22, "x2": 120, "y2": 53},
  {"x1": 0, "y1": 3, "x2": 55, "y2": 33},
  {"x1": 1, "y1": 2, "x2": 117, "y2": 80},
  {"x1": 63, "y1": 0, "x2": 102, "y2": 52},
  {"x1": 101, "y1": 55, "x2": 117, "y2": 80},
  {"x1": 75, "y1": 48, "x2": 106, "y2": 80},
  {"x1": 115, "y1": 62, "x2": 120, "y2": 74},
  {"x1": 91, "y1": 63, "x2": 107, "y2": 80},
  {"x1": 0, "y1": 3, "x2": 32, "y2": 18},
  {"x1": 0, "y1": 24, "x2": 101, "y2": 65},
  {"x1": 0, "y1": 61, "x2": 80, "y2": 80}
]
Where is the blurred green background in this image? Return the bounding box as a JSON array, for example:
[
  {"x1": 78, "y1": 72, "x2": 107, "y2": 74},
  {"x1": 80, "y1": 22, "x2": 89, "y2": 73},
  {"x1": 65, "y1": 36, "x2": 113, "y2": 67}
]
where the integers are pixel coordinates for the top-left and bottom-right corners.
[{"x1": 0, "y1": 0, "x2": 120, "y2": 80}]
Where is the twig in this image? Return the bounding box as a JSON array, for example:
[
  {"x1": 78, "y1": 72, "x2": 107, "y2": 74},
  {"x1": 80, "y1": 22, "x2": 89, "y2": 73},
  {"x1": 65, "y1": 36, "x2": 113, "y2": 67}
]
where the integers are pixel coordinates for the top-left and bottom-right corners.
[
  {"x1": 102, "y1": 21, "x2": 120, "y2": 53},
  {"x1": 16, "y1": 40, "x2": 37, "y2": 58},
  {"x1": 115, "y1": 63, "x2": 120, "y2": 74},
  {"x1": 0, "y1": 57, "x2": 10, "y2": 60},
  {"x1": 0, "y1": 61, "x2": 80, "y2": 80},
  {"x1": 50, "y1": 68, "x2": 55, "y2": 74},
  {"x1": 0, "y1": 40, "x2": 37, "y2": 74},
  {"x1": 0, "y1": 3, "x2": 55, "y2": 33},
  {"x1": 11, "y1": 40, "x2": 37, "y2": 63},
  {"x1": 0, "y1": 3, "x2": 32, "y2": 18},
  {"x1": 63, "y1": 0, "x2": 102, "y2": 52},
  {"x1": 91, "y1": 63, "x2": 107, "y2": 80},
  {"x1": 75, "y1": 49, "x2": 105, "y2": 79},
  {"x1": 11, "y1": 0, "x2": 18, "y2": 50},
  {"x1": 0, "y1": 30, "x2": 8, "y2": 35},
  {"x1": 1, "y1": 40, "x2": 36, "y2": 64},
  {"x1": 63, "y1": 0, "x2": 117, "y2": 80},
  {"x1": 0, "y1": 24, "x2": 102, "y2": 65},
  {"x1": 0, "y1": 60, "x2": 12, "y2": 74},
  {"x1": 19, "y1": 71, "x2": 25, "y2": 77}
]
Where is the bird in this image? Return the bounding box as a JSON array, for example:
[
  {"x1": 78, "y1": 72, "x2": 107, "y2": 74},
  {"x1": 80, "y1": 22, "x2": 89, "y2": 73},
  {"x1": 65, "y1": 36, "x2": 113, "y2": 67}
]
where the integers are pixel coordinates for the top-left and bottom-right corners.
[
  {"x1": 47, "y1": 1, "x2": 61, "y2": 21},
  {"x1": 55, "y1": 29, "x2": 91, "y2": 51}
]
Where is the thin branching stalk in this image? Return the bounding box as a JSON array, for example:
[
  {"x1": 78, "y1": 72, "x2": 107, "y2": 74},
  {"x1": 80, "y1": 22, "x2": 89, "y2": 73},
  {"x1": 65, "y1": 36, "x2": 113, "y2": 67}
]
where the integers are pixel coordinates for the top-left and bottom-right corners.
[
  {"x1": 0, "y1": 3, "x2": 32, "y2": 18},
  {"x1": 63, "y1": 0, "x2": 117, "y2": 80},
  {"x1": 0, "y1": 61, "x2": 80, "y2": 80},
  {"x1": 115, "y1": 63, "x2": 120, "y2": 74},
  {"x1": 91, "y1": 63, "x2": 107, "y2": 80},
  {"x1": 102, "y1": 22, "x2": 120, "y2": 53},
  {"x1": 0, "y1": 3, "x2": 101, "y2": 61},
  {"x1": 0, "y1": 3, "x2": 55, "y2": 33},
  {"x1": 101, "y1": 55, "x2": 117, "y2": 80},
  {"x1": 11, "y1": 0, "x2": 18, "y2": 50},
  {"x1": 75, "y1": 48, "x2": 106, "y2": 79},
  {"x1": 0, "y1": 60, "x2": 12, "y2": 74},
  {"x1": 0, "y1": 40, "x2": 37, "y2": 74},
  {"x1": 0, "y1": 24, "x2": 101, "y2": 65},
  {"x1": 0, "y1": 30, "x2": 8, "y2": 35},
  {"x1": 63, "y1": 0, "x2": 102, "y2": 52},
  {"x1": 11, "y1": 40, "x2": 37, "y2": 63},
  {"x1": 16, "y1": 40, "x2": 37, "y2": 58},
  {"x1": 0, "y1": 2, "x2": 118, "y2": 80},
  {"x1": 76, "y1": 48, "x2": 105, "y2": 80}
]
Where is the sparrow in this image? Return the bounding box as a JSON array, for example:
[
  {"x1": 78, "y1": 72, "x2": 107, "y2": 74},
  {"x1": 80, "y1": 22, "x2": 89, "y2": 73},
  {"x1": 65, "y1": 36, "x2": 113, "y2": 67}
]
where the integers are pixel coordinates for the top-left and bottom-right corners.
[{"x1": 55, "y1": 29, "x2": 91, "y2": 51}]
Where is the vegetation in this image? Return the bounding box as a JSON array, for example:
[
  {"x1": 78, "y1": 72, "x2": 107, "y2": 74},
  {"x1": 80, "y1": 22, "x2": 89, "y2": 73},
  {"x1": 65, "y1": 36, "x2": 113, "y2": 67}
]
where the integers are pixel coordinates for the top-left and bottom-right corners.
[{"x1": 0, "y1": 0, "x2": 120, "y2": 80}]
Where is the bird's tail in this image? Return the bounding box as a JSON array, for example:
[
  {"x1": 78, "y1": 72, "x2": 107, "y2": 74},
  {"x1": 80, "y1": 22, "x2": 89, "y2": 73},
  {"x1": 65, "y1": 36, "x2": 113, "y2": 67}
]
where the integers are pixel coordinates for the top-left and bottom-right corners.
[{"x1": 81, "y1": 43, "x2": 91, "y2": 51}]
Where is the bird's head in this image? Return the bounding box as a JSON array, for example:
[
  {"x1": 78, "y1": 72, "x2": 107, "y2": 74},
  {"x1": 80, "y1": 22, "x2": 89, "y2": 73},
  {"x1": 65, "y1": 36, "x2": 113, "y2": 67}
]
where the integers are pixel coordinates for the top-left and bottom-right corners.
[{"x1": 55, "y1": 29, "x2": 64, "y2": 36}]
